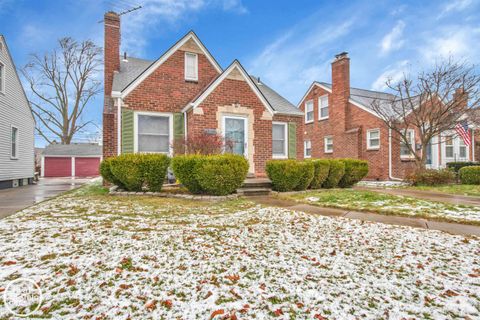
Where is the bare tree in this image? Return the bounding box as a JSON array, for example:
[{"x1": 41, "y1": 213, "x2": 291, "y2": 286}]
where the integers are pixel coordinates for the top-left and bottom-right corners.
[
  {"x1": 22, "y1": 38, "x2": 102, "y2": 144},
  {"x1": 370, "y1": 59, "x2": 480, "y2": 170}
]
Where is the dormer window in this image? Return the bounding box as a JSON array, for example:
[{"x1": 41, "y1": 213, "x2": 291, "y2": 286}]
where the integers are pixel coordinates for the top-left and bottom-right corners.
[{"x1": 185, "y1": 52, "x2": 198, "y2": 81}]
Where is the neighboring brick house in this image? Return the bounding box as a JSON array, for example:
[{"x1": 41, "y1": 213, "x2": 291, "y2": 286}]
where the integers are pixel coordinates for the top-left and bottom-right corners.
[
  {"x1": 298, "y1": 52, "x2": 478, "y2": 180},
  {"x1": 102, "y1": 12, "x2": 303, "y2": 177}
]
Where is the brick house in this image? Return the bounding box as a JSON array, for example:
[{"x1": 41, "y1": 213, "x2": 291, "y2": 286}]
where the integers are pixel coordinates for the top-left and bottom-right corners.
[
  {"x1": 298, "y1": 52, "x2": 478, "y2": 180},
  {"x1": 102, "y1": 12, "x2": 303, "y2": 177}
]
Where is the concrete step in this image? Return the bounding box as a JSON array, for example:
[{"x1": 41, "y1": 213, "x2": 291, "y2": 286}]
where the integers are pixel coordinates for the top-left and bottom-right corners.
[
  {"x1": 242, "y1": 178, "x2": 272, "y2": 189},
  {"x1": 237, "y1": 187, "x2": 271, "y2": 196}
]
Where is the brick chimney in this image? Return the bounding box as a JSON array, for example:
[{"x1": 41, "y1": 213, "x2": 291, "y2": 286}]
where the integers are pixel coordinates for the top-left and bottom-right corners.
[
  {"x1": 104, "y1": 11, "x2": 120, "y2": 98},
  {"x1": 331, "y1": 52, "x2": 350, "y2": 131},
  {"x1": 453, "y1": 87, "x2": 468, "y2": 110}
]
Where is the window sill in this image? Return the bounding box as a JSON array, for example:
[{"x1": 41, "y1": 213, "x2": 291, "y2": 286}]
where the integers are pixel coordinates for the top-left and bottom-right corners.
[
  {"x1": 185, "y1": 79, "x2": 198, "y2": 83},
  {"x1": 318, "y1": 117, "x2": 329, "y2": 121},
  {"x1": 324, "y1": 151, "x2": 333, "y2": 154},
  {"x1": 10, "y1": 157, "x2": 18, "y2": 160},
  {"x1": 304, "y1": 155, "x2": 311, "y2": 158},
  {"x1": 366, "y1": 147, "x2": 380, "y2": 151},
  {"x1": 305, "y1": 120, "x2": 314, "y2": 125},
  {"x1": 272, "y1": 154, "x2": 288, "y2": 159},
  {"x1": 400, "y1": 156, "x2": 415, "y2": 162}
]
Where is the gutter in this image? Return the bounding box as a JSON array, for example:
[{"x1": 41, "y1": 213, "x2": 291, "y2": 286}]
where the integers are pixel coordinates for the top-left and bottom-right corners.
[{"x1": 388, "y1": 128, "x2": 403, "y2": 181}]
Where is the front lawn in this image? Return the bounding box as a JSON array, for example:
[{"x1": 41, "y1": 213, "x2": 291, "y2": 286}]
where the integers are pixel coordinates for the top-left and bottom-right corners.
[
  {"x1": 407, "y1": 184, "x2": 480, "y2": 197},
  {"x1": 282, "y1": 189, "x2": 480, "y2": 225},
  {"x1": 0, "y1": 183, "x2": 479, "y2": 319}
]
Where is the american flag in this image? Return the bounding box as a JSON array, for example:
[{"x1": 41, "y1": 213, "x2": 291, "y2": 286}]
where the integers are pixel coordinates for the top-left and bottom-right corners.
[{"x1": 455, "y1": 120, "x2": 471, "y2": 146}]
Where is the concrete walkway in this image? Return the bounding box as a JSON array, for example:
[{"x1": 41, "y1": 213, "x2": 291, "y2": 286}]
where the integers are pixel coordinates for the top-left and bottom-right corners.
[
  {"x1": 354, "y1": 186, "x2": 480, "y2": 206},
  {"x1": 0, "y1": 178, "x2": 91, "y2": 219},
  {"x1": 251, "y1": 196, "x2": 480, "y2": 237}
]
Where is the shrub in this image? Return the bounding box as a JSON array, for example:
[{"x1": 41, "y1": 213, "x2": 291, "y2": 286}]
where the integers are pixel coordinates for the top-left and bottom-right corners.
[
  {"x1": 110, "y1": 154, "x2": 145, "y2": 191},
  {"x1": 99, "y1": 157, "x2": 124, "y2": 188},
  {"x1": 266, "y1": 160, "x2": 304, "y2": 192},
  {"x1": 446, "y1": 162, "x2": 480, "y2": 174},
  {"x1": 171, "y1": 155, "x2": 205, "y2": 194},
  {"x1": 172, "y1": 133, "x2": 233, "y2": 155},
  {"x1": 195, "y1": 154, "x2": 249, "y2": 195},
  {"x1": 459, "y1": 166, "x2": 480, "y2": 185},
  {"x1": 322, "y1": 160, "x2": 346, "y2": 188},
  {"x1": 408, "y1": 169, "x2": 456, "y2": 186},
  {"x1": 294, "y1": 161, "x2": 315, "y2": 191},
  {"x1": 338, "y1": 159, "x2": 369, "y2": 188},
  {"x1": 140, "y1": 154, "x2": 170, "y2": 192}
]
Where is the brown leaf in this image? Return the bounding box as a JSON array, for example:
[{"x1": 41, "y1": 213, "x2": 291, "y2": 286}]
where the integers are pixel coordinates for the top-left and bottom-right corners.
[
  {"x1": 443, "y1": 289, "x2": 459, "y2": 297},
  {"x1": 144, "y1": 300, "x2": 157, "y2": 311},
  {"x1": 3, "y1": 261, "x2": 16, "y2": 266},
  {"x1": 210, "y1": 309, "x2": 224, "y2": 319}
]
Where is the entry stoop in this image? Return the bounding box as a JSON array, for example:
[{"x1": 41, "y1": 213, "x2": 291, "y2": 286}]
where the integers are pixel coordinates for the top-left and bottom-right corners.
[{"x1": 237, "y1": 178, "x2": 272, "y2": 196}]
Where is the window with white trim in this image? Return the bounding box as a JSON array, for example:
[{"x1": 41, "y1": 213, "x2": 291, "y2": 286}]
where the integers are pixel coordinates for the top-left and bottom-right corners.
[
  {"x1": 318, "y1": 95, "x2": 329, "y2": 120},
  {"x1": 137, "y1": 114, "x2": 170, "y2": 153},
  {"x1": 305, "y1": 100, "x2": 314, "y2": 123},
  {"x1": 444, "y1": 135, "x2": 454, "y2": 158},
  {"x1": 324, "y1": 136, "x2": 333, "y2": 153},
  {"x1": 367, "y1": 129, "x2": 380, "y2": 150},
  {"x1": 0, "y1": 62, "x2": 4, "y2": 93},
  {"x1": 185, "y1": 52, "x2": 198, "y2": 81},
  {"x1": 272, "y1": 123, "x2": 287, "y2": 158},
  {"x1": 304, "y1": 140, "x2": 312, "y2": 158},
  {"x1": 400, "y1": 129, "x2": 415, "y2": 158},
  {"x1": 11, "y1": 126, "x2": 18, "y2": 158},
  {"x1": 459, "y1": 138, "x2": 467, "y2": 159}
]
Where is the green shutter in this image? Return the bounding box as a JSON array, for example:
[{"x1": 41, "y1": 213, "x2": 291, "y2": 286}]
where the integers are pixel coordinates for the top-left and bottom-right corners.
[
  {"x1": 288, "y1": 122, "x2": 297, "y2": 159},
  {"x1": 121, "y1": 108, "x2": 134, "y2": 153},
  {"x1": 173, "y1": 113, "x2": 185, "y2": 141}
]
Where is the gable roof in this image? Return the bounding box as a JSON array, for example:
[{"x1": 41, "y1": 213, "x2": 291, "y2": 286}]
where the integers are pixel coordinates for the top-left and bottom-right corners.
[
  {"x1": 42, "y1": 143, "x2": 102, "y2": 156},
  {"x1": 251, "y1": 76, "x2": 303, "y2": 116},
  {"x1": 113, "y1": 31, "x2": 222, "y2": 98}
]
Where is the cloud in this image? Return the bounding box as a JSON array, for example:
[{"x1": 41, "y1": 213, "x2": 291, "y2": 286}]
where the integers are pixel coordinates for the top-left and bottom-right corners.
[
  {"x1": 220, "y1": 0, "x2": 248, "y2": 14},
  {"x1": 438, "y1": 0, "x2": 473, "y2": 18},
  {"x1": 380, "y1": 20, "x2": 405, "y2": 55},
  {"x1": 371, "y1": 60, "x2": 410, "y2": 91}
]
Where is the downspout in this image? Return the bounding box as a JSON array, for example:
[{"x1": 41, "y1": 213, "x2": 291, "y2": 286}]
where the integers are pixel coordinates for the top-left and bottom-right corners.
[
  {"x1": 388, "y1": 128, "x2": 403, "y2": 181},
  {"x1": 117, "y1": 97, "x2": 122, "y2": 155}
]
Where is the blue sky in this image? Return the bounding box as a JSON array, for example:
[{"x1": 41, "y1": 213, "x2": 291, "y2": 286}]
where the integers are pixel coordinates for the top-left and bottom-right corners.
[{"x1": 1, "y1": 0, "x2": 480, "y2": 146}]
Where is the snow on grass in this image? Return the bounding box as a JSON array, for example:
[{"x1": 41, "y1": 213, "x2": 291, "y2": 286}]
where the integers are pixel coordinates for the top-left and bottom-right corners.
[
  {"x1": 290, "y1": 189, "x2": 480, "y2": 225},
  {"x1": 0, "y1": 192, "x2": 479, "y2": 319}
]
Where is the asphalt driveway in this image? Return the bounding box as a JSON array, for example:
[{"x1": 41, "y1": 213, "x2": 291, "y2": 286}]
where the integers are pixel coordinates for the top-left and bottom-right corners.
[{"x1": 0, "y1": 177, "x2": 93, "y2": 219}]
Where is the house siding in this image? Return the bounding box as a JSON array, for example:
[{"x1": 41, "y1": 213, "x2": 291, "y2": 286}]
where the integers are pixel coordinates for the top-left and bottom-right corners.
[{"x1": 0, "y1": 36, "x2": 35, "y2": 183}]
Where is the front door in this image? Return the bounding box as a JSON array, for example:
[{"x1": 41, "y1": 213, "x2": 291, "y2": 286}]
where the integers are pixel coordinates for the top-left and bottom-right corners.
[{"x1": 223, "y1": 116, "x2": 248, "y2": 157}]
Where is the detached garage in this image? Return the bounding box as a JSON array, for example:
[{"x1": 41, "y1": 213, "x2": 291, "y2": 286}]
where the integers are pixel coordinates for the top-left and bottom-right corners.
[{"x1": 41, "y1": 144, "x2": 102, "y2": 178}]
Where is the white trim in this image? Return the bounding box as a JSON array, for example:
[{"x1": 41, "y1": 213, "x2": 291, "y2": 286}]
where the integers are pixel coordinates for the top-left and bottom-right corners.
[
  {"x1": 305, "y1": 99, "x2": 314, "y2": 124},
  {"x1": 0, "y1": 61, "x2": 5, "y2": 94},
  {"x1": 366, "y1": 128, "x2": 380, "y2": 150},
  {"x1": 10, "y1": 125, "x2": 18, "y2": 159},
  {"x1": 400, "y1": 129, "x2": 415, "y2": 159},
  {"x1": 120, "y1": 32, "x2": 222, "y2": 98},
  {"x1": 440, "y1": 132, "x2": 470, "y2": 165},
  {"x1": 324, "y1": 135, "x2": 333, "y2": 153},
  {"x1": 71, "y1": 157, "x2": 76, "y2": 177},
  {"x1": 222, "y1": 115, "x2": 248, "y2": 158},
  {"x1": 117, "y1": 98, "x2": 122, "y2": 155},
  {"x1": 41, "y1": 155, "x2": 45, "y2": 177},
  {"x1": 133, "y1": 111, "x2": 174, "y2": 155},
  {"x1": 184, "y1": 52, "x2": 198, "y2": 81},
  {"x1": 318, "y1": 94, "x2": 329, "y2": 120},
  {"x1": 183, "y1": 61, "x2": 275, "y2": 115},
  {"x1": 272, "y1": 121, "x2": 288, "y2": 159},
  {"x1": 304, "y1": 140, "x2": 312, "y2": 158}
]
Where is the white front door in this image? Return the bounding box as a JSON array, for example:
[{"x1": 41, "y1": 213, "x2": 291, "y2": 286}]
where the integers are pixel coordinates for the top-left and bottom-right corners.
[
  {"x1": 425, "y1": 136, "x2": 439, "y2": 169},
  {"x1": 223, "y1": 116, "x2": 248, "y2": 158}
]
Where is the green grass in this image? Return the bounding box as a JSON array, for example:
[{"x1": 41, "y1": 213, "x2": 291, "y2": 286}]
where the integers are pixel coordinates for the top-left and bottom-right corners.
[
  {"x1": 406, "y1": 184, "x2": 480, "y2": 197},
  {"x1": 280, "y1": 189, "x2": 480, "y2": 225}
]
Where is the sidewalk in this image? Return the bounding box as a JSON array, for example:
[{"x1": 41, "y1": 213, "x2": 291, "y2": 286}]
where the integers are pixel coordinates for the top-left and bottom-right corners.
[
  {"x1": 354, "y1": 186, "x2": 480, "y2": 206},
  {"x1": 251, "y1": 196, "x2": 480, "y2": 237}
]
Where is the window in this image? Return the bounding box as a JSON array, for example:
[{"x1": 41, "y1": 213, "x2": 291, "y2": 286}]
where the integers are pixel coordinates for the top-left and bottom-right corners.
[
  {"x1": 0, "y1": 62, "x2": 4, "y2": 93},
  {"x1": 136, "y1": 114, "x2": 171, "y2": 153},
  {"x1": 445, "y1": 135, "x2": 454, "y2": 158},
  {"x1": 367, "y1": 129, "x2": 380, "y2": 150},
  {"x1": 11, "y1": 126, "x2": 18, "y2": 158},
  {"x1": 185, "y1": 52, "x2": 198, "y2": 81},
  {"x1": 459, "y1": 138, "x2": 467, "y2": 159},
  {"x1": 305, "y1": 100, "x2": 314, "y2": 123},
  {"x1": 318, "y1": 95, "x2": 329, "y2": 120},
  {"x1": 400, "y1": 129, "x2": 415, "y2": 158},
  {"x1": 272, "y1": 122, "x2": 287, "y2": 158},
  {"x1": 324, "y1": 136, "x2": 333, "y2": 153},
  {"x1": 304, "y1": 140, "x2": 312, "y2": 158}
]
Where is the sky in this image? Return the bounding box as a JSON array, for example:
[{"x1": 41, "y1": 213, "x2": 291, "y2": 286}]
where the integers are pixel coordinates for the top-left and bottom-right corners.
[{"x1": 1, "y1": 0, "x2": 480, "y2": 147}]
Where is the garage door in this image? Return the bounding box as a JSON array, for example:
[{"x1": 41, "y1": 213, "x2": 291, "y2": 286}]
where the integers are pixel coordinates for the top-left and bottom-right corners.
[
  {"x1": 75, "y1": 157, "x2": 100, "y2": 177},
  {"x1": 44, "y1": 157, "x2": 72, "y2": 177}
]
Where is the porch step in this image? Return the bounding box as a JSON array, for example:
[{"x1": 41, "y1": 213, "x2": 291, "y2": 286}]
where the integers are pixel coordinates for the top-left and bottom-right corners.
[
  {"x1": 236, "y1": 187, "x2": 271, "y2": 196},
  {"x1": 237, "y1": 178, "x2": 272, "y2": 196}
]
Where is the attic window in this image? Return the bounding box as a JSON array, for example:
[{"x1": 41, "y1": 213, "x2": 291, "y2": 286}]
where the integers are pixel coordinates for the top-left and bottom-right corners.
[{"x1": 185, "y1": 52, "x2": 198, "y2": 81}]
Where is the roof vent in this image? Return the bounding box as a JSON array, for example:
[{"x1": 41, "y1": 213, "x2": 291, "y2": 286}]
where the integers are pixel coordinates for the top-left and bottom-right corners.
[
  {"x1": 123, "y1": 52, "x2": 128, "y2": 62},
  {"x1": 334, "y1": 52, "x2": 348, "y2": 60},
  {"x1": 257, "y1": 77, "x2": 262, "y2": 85}
]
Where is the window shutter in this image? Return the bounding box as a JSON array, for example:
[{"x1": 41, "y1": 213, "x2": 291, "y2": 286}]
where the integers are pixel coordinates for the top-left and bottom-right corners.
[
  {"x1": 173, "y1": 113, "x2": 185, "y2": 142},
  {"x1": 288, "y1": 122, "x2": 297, "y2": 159},
  {"x1": 121, "y1": 108, "x2": 134, "y2": 153}
]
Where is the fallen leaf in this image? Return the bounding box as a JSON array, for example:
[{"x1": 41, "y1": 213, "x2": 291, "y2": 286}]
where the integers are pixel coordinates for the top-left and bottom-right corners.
[{"x1": 210, "y1": 309, "x2": 224, "y2": 319}]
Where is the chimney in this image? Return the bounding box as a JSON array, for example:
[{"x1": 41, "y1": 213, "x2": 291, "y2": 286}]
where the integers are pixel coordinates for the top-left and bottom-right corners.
[
  {"x1": 104, "y1": 11, "x2": 120, "y2": 98},
  {"x1": 331, "y1": 52, "x2": 350, "y2": 131},
  {"x1": 453, "y1": 87, "x2": 468, "y2": 110}
]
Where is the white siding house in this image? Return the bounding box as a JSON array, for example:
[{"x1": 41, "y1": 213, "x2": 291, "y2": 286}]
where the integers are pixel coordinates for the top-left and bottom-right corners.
[{"x1": 0, "y1": 35, "x2": 35, "y2": 189}]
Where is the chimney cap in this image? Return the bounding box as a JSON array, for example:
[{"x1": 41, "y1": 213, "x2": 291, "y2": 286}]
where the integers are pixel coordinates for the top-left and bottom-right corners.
[
  {"x1": 335, "y1": 52, "x2": 349, "y2": 60},
  {"x1": 104, "y1": 11, "x2": 120, "y2": 20}
]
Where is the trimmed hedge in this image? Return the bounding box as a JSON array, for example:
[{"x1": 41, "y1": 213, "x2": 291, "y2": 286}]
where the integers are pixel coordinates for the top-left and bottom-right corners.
[
  {"x1": 294, "y1": 161, "x2": 315, "y2": 191},
  {"x1": 196, "y1": 154, "x2": 249, "y2": 195},
  {"x1": 322, "y1": 160, "x2": 346, "y2": 189},
  {"x1": 459, "y1": 166, "x2": 480, "y2": 185},
  {"x1": 171, "y1": 155, "x2": 205, "y2": 194},
  {"x1": 140, "y1": 154, "x2": 171, "y2": 192},
  {"x1": 266, "y1": 160, "x2": 304, "y2": 192},
  {"x1": 446, "y1": 162, "x2": 480, "y2": 174},
  {"x1": 109, "y1": 154, "x2": 145, "y2": 191},
  {"x1": 309, "y1": 159, "x2": 330, "y2": 189},
  {"x1": 338, "y1": 159, "x2": 369, "y2": 188},
  {"x1": 408, "y1": 169, "x2": 456, "y2": 186},
  {"x1": 99, "y1": 157, "x2": 124, "y2": 188}
]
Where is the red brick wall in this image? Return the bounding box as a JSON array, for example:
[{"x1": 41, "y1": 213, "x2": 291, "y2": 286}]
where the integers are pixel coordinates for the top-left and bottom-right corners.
[
  {"x1": 103, "y1": 112, "x2": 117, "y2": 158},
  {"x1": 104, "y1": 12, "x2": 120, "y2": 99}
]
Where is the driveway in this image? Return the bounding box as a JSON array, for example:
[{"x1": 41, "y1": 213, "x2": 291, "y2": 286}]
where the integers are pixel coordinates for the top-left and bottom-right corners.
[{"x1": 0, "y1": 177, "x2": 92, "y2": 219}]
